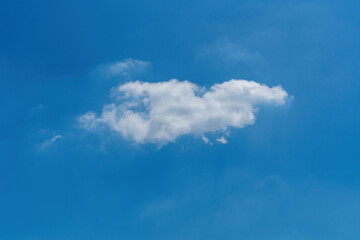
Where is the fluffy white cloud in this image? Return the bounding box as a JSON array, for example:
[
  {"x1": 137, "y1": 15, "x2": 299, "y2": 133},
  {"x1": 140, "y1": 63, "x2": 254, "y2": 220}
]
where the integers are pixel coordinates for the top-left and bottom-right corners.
[{"x1": 79, "y1": 79, "x2": 288, "y2": 144}]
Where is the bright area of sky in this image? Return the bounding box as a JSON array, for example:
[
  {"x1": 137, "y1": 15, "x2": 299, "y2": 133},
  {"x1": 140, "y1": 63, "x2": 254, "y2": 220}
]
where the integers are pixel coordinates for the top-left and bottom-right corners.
[{"x1": 1, "y1": 0, "x2": 360, "y2": 239}]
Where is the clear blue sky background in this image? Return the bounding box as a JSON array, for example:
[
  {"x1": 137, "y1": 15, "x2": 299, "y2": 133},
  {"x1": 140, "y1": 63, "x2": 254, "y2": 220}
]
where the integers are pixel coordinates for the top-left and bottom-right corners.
[{"x1": 1, "y1": 0, "x2": 360, "y2": 239}]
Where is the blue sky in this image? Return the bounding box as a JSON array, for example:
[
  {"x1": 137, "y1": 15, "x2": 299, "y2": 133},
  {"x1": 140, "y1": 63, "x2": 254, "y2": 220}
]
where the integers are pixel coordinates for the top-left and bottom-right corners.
[{"x1": 1, "y1": 0, "x2": 360, "y2": 239}]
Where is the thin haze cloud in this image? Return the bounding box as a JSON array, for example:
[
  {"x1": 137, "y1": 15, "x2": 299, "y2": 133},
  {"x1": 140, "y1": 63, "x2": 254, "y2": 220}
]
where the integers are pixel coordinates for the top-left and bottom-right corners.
[{"x1": 198, "y1": 40, "x2": 264, "y2": 64}]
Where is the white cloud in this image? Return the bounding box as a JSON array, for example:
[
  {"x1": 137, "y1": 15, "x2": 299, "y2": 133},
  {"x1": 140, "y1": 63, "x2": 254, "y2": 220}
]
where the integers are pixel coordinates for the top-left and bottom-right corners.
[
  {"x1": 41, "y1": 134, "x2": 62, "y2": 148},
  {"x1": 216, "y1": 136, "x2": 228, "y2": 144},
  {"x1": 94, "y1": 58, "x2": 150, "y2": 78},
  {"x1": 202, "y1": 136, "x2": 210, "y2": 144},
  {"x1": 79, "y1": 79, "x2": 288, "y2": 144}
]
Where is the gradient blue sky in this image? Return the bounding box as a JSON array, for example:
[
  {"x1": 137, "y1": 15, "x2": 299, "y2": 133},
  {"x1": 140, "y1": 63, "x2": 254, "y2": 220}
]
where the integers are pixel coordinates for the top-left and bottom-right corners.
[{"x1": 1, "y1": 0, "x2": 360, "y2": 239}]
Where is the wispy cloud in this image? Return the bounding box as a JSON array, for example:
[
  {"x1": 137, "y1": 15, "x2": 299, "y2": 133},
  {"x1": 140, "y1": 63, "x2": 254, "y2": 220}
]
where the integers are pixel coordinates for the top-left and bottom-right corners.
[
  {"x1": 41, "y1": 134, "x2": 62, "y2": 149},
  {"x1": 93, "y1": 58, "x2": 150, "y2": 78},
  {"x1": 79, "y1": 79, "x2": 288, "y2": 145}
]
